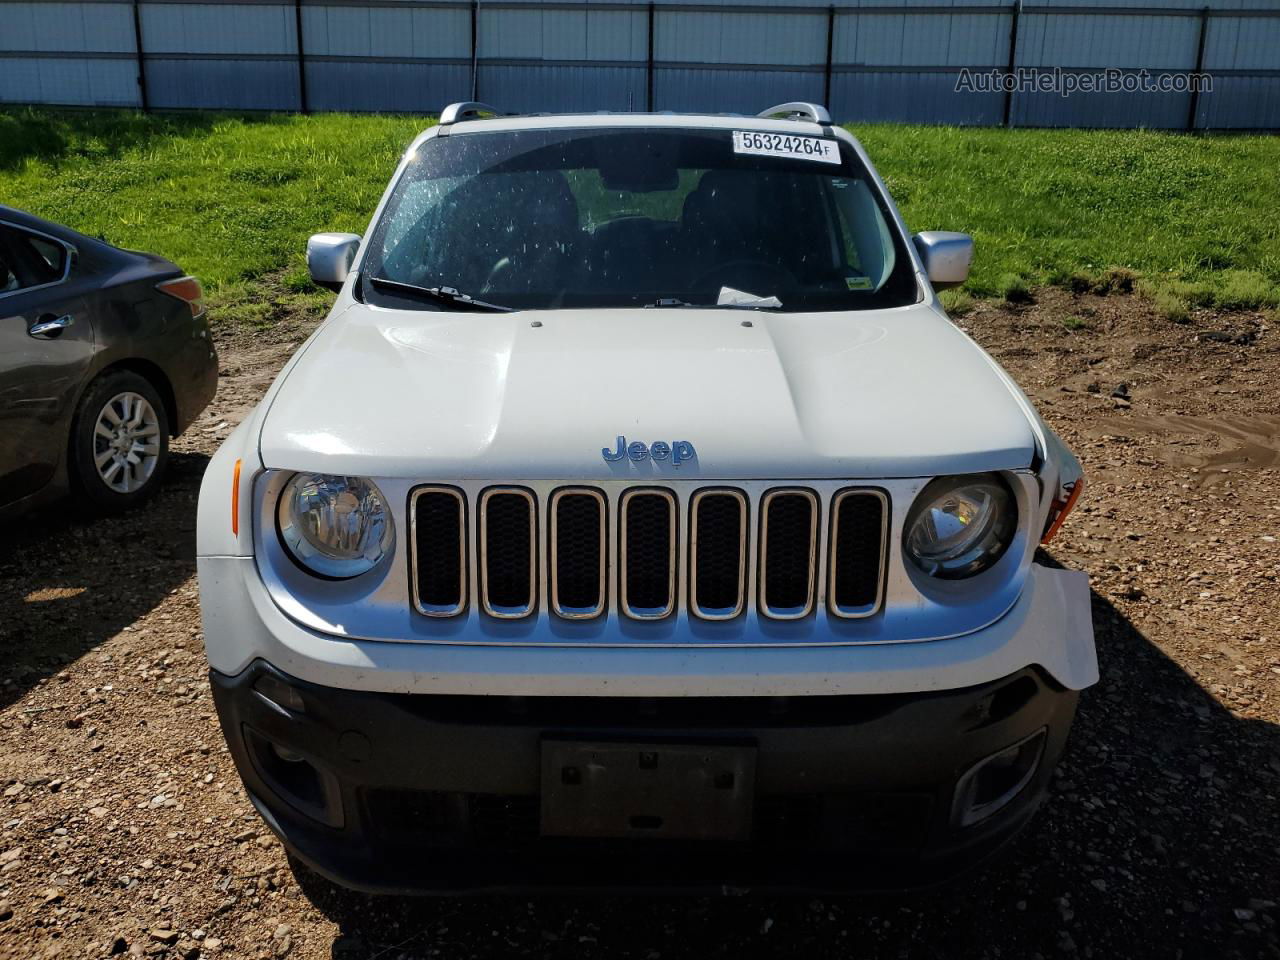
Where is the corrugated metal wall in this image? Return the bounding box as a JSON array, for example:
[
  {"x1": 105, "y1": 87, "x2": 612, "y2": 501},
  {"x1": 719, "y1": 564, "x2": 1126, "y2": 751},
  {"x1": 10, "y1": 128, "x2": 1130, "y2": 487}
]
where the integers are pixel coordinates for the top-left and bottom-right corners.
[{"x1": 1, "y1": 0, "x2": 1278, "y2": 128}]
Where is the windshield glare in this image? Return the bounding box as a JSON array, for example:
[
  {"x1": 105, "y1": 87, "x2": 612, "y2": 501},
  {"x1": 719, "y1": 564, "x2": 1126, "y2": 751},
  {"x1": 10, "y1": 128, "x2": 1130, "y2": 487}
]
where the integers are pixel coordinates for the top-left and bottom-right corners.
[{"x1": 362, "y1": 127, "x2": 920, "y2": 312}]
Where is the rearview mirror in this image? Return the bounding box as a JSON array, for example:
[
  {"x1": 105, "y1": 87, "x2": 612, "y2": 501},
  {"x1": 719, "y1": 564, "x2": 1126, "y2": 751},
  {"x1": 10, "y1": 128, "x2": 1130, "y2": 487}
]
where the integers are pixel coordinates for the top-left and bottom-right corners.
[
  {"x1": 912, "y1": 231, "x2": 973, "y2": 291},
  {"x1": 307, "y1": 233, "x2": 361, "y2": 293}
]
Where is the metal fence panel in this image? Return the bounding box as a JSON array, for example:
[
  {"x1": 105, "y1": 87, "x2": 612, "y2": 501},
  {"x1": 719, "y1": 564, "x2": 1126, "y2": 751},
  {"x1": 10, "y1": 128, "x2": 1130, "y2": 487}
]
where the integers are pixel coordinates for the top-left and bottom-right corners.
[
  {"x1": 0, "y1": 55, "x2": 140, "y2": 106},
  {"x1": 1, "y1": 0, "x2": 1278, "y2": 129},
  {"x1": 0, "y1": 1, "x2": 135, "y2": 53},
  {"x1": 479, "y1": 8, "x2": 645, "y2": 60},
  {"x1": 141, "y1": 3, "x2": 296, "y2": 55},
  {"x1": 833, "y1": 71, "x2": 1007, "y2": 124},
  {"x1": 1198, "y1": 75, "x2": 1280, "y2": 128},
  {"x1": 481, "y1": 63, "x2": 646, "y2": 112},
  {"x1": 1204, "y1": 11, "x2": 1280, "y2": 69},
  {"x1": 1017, "y1": 11, "x2": 1200, "y2": 69},
  {"x1": 656, "y1": 11, "x2": 825, "y2": 66},
  {"x1": 305, "y1": 61, "x2": 471, "y2": 111},
  {"x1": 145, "y1": 57, "x2": 299, "y2": 109},
  {"x1": 1011, "y1": 78, "x2": 1195, "y2": 127},
  {"x1": 303, "y1": 6, "x2": 471, "y2": 59},
  {"x1": 654, "y1": 66, "x2": 824, "y2": 114}
]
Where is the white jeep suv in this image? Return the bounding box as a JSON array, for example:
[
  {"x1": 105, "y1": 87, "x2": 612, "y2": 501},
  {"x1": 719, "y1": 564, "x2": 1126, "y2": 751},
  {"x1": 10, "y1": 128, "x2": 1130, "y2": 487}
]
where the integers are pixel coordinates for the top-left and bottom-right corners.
[{"x1": 197, "y1": 102, "x2": 1095, "y2": 893}]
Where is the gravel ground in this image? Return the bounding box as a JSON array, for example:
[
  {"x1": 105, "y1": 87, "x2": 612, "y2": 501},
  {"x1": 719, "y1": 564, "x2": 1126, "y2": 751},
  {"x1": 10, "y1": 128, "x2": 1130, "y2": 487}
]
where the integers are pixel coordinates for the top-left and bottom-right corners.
[{"x1": 2, "y1": 288, "x2": 1277, "y2": 960}]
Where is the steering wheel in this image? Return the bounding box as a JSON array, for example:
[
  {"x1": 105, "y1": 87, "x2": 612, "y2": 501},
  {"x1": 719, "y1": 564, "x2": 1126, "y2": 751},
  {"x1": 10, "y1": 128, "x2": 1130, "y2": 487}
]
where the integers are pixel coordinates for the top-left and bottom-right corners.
[{"x1": 690, "y1": 258, "x2": 796, "y2": 297}]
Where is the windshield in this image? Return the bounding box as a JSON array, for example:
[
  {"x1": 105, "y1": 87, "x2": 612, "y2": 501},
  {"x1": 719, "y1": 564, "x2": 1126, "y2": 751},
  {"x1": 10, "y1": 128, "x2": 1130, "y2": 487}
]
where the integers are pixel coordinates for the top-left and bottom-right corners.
[{"x1": 361, "y1": 127, "x2": 920, "y2": 312}]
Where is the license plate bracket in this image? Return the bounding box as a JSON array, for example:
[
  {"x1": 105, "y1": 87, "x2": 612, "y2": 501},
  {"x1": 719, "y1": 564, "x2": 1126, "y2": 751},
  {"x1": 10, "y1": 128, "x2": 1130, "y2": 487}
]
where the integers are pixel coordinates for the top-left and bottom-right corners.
[{"x1": 540, "y1": 740, "x2": 756, "y2": 841}]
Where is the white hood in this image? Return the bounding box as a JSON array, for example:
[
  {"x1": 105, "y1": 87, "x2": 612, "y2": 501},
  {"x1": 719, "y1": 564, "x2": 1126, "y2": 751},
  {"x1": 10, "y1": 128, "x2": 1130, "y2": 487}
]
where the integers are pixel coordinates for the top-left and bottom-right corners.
[{"x1": 258, "y1": 303, "x2": 1037, "y2": 480}]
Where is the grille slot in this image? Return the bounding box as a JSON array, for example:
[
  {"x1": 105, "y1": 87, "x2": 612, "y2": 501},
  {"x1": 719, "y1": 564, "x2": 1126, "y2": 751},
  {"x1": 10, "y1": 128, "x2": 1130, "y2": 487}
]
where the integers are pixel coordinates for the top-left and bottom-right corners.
[
  {"x1": 828, "y1": 489, "x2": 889, "y2": 618},
  {"x1": 620, "y1": 489, "x2": 677, "y2": 619},
  {"x1": 550, "y1": 488, "x2": 606, "y2": 619},
  {"x1": 759, "y1": 489, "x2": 818, "y2": 619},
  {"x1": 479, "y1": 487, "x2": 537, "y2": 619},
  {"x1": 689, "y1": 489, "x2": 748, "y2": 620},
  {"x1": 410, "y1": 487, "x2": 466, "y2": 617}
]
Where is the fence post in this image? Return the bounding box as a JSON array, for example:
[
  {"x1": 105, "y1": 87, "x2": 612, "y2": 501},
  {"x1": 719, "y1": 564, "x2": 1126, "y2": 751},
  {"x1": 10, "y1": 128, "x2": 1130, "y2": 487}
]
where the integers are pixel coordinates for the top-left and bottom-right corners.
[
  {"x1": 646, "y1": 2, "x2": 655, "y2": 111},
  {"x1": 1002, "y1": 0, "x2": 1020, "y2": 127},
  {"x1": 294, "y1": 0, "x2": 308, "y2": 114},
  {"x1": 1187, "y1": 6, "x2": 1210, "y2": 132},
  {"x1": 823, "y1": 4, "x2": 835, "y2": 109},
  {"x1": 132, "y1": 0, "x2": 149, "y2": 112},
  {"x1": 470, "y1": 0, "x2": 480, "y2": 101}
]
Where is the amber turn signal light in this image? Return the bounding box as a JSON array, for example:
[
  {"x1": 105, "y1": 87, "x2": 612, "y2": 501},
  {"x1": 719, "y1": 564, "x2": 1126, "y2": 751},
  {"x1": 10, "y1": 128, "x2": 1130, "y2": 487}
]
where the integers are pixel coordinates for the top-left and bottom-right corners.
[
  {"x1": 1041, "y1": 477, "x2": 1084, "y2": 544},
  {"x1": 231, "y1": 459, "x2": 242, "y2": 536}
]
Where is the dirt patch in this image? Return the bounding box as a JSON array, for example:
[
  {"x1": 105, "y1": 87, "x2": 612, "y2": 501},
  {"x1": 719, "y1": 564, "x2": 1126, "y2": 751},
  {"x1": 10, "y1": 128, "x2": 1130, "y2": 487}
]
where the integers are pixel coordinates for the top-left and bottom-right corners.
[{"x1": 1, "y1": 288, "x2": 1277, "y2": 960}]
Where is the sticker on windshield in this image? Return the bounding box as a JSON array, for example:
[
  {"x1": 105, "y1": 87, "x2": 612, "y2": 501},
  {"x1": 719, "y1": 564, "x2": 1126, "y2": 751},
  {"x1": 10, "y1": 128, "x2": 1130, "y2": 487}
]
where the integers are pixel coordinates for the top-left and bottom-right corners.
[
  {"x1": 732, "y1": 130, "x2": 840, "y2": 165},
  {"x1": 845, "y1": 276, "x2": 873, "y2": 290}
]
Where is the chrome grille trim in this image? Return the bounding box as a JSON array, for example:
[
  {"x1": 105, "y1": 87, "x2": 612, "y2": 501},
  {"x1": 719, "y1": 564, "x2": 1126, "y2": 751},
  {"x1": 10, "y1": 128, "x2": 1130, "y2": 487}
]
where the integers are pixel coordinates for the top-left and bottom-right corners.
[
  {"x1": 689, "y1": 488, "x2": 748, "y2": 621},
  {"x1": 758, "y1": 488, "x2": 819, "y2": 621},
  {"x1": 478, "y1": 486, "x2": 537, "y2": 619},
  {"x1": 408, "y1": 486, "x2": 467, "y2": 618},
  {"x1": 549, "y1": 487, "x2": 607, "y2": 620},
  {"x1": 619, "y1": 488, "x2": 677, "y2": 621},
  {"x1": 827, "y1": 488, "x2": 890, "y2": 620}
]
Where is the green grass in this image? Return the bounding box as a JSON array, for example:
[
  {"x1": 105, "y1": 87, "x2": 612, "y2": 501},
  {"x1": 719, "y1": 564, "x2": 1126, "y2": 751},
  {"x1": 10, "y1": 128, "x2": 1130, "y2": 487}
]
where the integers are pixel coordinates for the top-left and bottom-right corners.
[
  {"x1": 2, "y1": 109, "x2": 1279, "y2": 316},
  {"x1": 859, "y1": 125, "x2": 1280, "y2": 309},
  {"x1": 0, "y1": 108, "x2": 429, "y2": 306}
]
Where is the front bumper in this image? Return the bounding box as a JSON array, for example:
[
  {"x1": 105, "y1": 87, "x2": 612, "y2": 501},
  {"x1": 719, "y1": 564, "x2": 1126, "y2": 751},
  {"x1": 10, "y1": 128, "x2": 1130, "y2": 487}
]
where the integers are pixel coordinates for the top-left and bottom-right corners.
[
  {"x1": 212, "y1": 659, "x2": 1078, "y2": 894},
  {"x1": 198, "y1": 556, "x2": 1097, "y2": 697}
]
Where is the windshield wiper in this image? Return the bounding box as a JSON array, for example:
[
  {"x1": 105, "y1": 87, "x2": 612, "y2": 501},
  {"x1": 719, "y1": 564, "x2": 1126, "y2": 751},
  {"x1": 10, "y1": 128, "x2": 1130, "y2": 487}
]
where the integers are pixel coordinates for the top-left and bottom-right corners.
[
  {"x1": 646, "y1": 297, "x2": 781, "y2": 311},
  {"x1": 649, "y1": 287, "x2": 783, "y2": 310},
  {"x1": 368, "y1": 276, "x2": 513, "y2": 312}
]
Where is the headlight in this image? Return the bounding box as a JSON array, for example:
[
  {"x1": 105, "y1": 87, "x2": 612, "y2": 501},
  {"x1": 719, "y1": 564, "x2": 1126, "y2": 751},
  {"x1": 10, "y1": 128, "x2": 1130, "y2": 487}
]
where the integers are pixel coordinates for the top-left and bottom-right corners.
[
  {"x1": 904, "y1": 473, "x2": 1017, "y2": 579},
  {"x1": 277, "y1": 473, "x2": 394, "y2": 579}
]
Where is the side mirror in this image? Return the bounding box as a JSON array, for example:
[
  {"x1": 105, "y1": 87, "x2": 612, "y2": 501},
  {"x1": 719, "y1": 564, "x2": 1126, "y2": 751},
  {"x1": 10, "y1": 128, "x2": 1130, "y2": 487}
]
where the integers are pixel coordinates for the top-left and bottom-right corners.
[
  {"x1": 307, "y1": 233, "x2": 361, "y2": 293},
  {"x1": 912, "y1": 231, "x2": 973, "y2": 291}
]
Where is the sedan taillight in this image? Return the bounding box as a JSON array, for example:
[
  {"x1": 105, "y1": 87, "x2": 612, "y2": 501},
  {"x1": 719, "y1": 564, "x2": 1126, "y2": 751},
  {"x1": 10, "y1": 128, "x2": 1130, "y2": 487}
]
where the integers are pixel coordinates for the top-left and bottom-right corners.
[{"x1": 157, "y1": 276, "x2": 206, "y2": 318}]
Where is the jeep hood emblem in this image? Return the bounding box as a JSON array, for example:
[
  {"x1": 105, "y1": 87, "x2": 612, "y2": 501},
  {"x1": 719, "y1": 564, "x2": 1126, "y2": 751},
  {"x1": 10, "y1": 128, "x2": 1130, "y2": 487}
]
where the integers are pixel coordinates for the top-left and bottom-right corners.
[{"x1": 602, "y1": 436, "x2": 696, "y2": 466}]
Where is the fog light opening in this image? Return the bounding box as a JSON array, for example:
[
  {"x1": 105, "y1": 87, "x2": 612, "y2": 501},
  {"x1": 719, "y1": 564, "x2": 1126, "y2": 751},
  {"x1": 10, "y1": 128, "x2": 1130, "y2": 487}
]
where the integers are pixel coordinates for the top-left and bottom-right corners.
[
  {"x1": 952, "y1": 728, "x2": 1047, "y2": 828},
  {"x1": 243, "y1": 727, "x2": 342, "y2": 828},
  {"x1": 272, "y1": 743, "x2": 306, "y2": 764}
]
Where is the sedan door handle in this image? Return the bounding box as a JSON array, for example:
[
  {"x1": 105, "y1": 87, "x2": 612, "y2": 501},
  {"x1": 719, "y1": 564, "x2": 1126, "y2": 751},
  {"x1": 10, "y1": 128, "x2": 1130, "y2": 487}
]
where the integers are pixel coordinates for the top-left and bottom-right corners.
[{"x1": 28, "y1": 314, "x2": 73, "y2": 339}]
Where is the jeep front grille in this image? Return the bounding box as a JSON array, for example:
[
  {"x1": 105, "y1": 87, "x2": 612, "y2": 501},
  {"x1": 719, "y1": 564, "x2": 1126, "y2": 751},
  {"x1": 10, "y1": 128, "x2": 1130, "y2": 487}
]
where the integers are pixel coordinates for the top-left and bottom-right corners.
[
  {"x1": 828, "y1": 489, "x2": 889, "y2": 619},
  {"x1": 620, "y1": 489, "x2": 677, "y2": 620},
  {"x1": 550, "y1": 488, "x2": 607, "y2": 619},
  {"x1": 758, "y1": 489, "x2": 818, "y2": 619},
  {"x1": 689, "y1": 489, "x2": 747, "y2": 620},
  {"x1": 409, "y1": 484, "x2": 888, "y2": 624},
  {"x1": 409, "y1": 487, "x2": 467, "y2": 617},
  {"x1": 479, "y1": 487, "x2": 537, "y2": 619}
]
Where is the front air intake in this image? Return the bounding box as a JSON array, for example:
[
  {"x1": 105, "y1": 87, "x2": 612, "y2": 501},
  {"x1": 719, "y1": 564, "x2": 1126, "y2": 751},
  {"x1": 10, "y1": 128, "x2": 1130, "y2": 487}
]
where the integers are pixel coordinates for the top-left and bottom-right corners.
[
  {"x1": 689, "y1": 489, "x2": 748, "y2": 620},
  {"x1": 828, "y1": 489, "x2": 889, "y2": 618},
  {"x1": 759, "y1": 489, "x2": 818, "y2": 620},
  {"x1": 479, "y1": 487, "x2": 537, "y2": 618},
  {"x1": 550, "y1": 488, "x2": 607, "y2": 619},
  {"x1": 620, "y1": 489, "x2": 676, "y2": 620},
  {"x1": 410, "y1": 486, "x2": 467, "y2": 617}
]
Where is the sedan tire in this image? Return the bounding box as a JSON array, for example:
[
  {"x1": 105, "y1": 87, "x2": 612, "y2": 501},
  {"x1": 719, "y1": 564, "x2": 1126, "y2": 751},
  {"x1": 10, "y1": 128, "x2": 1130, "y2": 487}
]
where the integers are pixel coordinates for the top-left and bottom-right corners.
[{"x1": 71, "y1": 370, "x2": 170, "y2": 512}]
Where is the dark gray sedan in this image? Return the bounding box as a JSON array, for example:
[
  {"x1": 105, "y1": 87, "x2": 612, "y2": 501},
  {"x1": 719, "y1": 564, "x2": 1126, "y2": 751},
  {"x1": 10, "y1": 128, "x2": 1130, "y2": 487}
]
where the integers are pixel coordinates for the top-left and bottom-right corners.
[{"x1": 0, "y1": 205, "x2": 218, "y2": 516}]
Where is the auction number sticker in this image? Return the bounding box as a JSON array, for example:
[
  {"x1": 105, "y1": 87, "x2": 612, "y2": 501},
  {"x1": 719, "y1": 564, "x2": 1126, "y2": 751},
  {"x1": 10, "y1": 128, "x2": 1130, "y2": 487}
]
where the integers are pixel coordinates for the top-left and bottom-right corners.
[{"x1": 732, "y1": 130, "x2": 840, "y2": 164}]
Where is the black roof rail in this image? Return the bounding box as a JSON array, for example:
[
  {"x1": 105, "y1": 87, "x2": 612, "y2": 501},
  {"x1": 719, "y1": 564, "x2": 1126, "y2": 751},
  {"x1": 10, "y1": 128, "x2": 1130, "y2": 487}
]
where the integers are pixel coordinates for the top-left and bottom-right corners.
[
  {"x1": 438, "y1": 102, "x2": 507, "y2": 125},
  {"x1": 757, "y1": 102, "x2": 833, "y2": 126}
]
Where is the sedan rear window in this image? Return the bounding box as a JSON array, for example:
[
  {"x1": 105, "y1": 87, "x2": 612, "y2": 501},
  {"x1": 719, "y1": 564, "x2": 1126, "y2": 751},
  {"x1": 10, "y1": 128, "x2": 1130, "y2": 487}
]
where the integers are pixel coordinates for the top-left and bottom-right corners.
[
  {"x1": 0, "y1": 225, "x2": 67, "y2": 292},
  {"x1": 362, "y1": 127, "x2": 919, "y2": 313}
]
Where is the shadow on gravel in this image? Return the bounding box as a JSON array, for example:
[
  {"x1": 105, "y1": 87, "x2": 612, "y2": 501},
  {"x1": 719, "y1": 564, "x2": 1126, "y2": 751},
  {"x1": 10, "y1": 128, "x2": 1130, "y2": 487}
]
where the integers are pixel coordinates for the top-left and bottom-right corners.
[
  {"x1": 291, "y1": 569, "x2": 1280, "y2": 959},
  {"x1": 0, "y1": 451, "x2": 207, "y2": 712}
]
